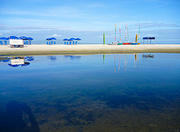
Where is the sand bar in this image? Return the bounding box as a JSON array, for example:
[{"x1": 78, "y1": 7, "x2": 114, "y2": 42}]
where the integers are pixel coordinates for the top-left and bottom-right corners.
[{"x1": 0, "y1": 44, "x2": 180, "y2": 56}]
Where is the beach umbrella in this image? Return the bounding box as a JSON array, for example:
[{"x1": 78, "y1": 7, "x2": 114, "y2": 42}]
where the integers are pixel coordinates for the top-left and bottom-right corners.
[
  {"x1": 75, "y1": 38, "x2": 81, "y2": 41},
  {"x1": 69, "y1": 38, "x2": 76, "y2": 45},
  {"x1": 46, "y1": 38, "x2": 51, "y2": 45},
  {"x1": 63, "y1": 38, "x2": 68, "y2": 41},
  {"x1": 68, "y1": 39, "x2": 73, "y2": 45},
  {"x1": 0, "y1": 37, "x2": 9, "y2": 45},
  {"x1": 75, "y1": 38, "x2": 81, "y2": 44},
  {"x1": 50, "y1": 37, "x2": 56, "y2": 44},
  {"x1": 27, "y1": 37, "x2": 33, "y2": 40},
  {"x1": 0, "y1": 37, "x2": 9, "y2": 40},
  {"x1": 50, "y1": 37, "x2": 56, "y2": 40},
  {"x1": 19, "y1": 36, "x2": 28, "y2": 40},
  {"x1": 9, "y1": 36, "x2": 19, "y2": 39},
  {"x1": 19, "y1": 36, "x2": 28, "y2": 45},
  {"x1": 63, "y1": 38, "x2": 68, "y2": 45},
  {"x1": 27, "y1": 37, "x2": 33, "y2": 45}
]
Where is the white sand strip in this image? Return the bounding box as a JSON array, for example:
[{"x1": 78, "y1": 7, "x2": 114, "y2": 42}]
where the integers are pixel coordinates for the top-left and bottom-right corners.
[{"x1": 0, "y1": 44, "x2": 180, "y2": 55}]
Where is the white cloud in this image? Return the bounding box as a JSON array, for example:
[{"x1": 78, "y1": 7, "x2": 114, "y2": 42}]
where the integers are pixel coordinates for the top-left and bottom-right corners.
[{"x1": 51, "y1": 34, "x2": 62, "y2": 38}]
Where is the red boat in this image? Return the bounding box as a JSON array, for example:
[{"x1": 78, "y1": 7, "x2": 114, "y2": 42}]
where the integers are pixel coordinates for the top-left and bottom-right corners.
[{"x1": 123, "y1": 43, "x2": 131, "y2": 45}]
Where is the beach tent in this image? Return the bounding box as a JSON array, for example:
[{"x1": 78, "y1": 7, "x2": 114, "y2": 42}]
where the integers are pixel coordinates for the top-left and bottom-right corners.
[{"x1": 9, "y1": 36, "x2": 25, "y2": 48}]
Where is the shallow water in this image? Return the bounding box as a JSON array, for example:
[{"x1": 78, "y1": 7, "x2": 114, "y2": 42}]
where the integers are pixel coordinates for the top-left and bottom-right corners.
[{"x1": 0, "y1": 53, "x2": 180, "y2": 132}]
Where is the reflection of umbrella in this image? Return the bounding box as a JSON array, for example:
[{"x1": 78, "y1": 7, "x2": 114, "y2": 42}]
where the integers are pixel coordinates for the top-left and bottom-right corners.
[
  {"x1": 49, "y1": 56, "x2": 56, "y2": 61},
  {"x1": 21, "y1": 62, "x2": 30, "y2": 66},
  {"x1": 25, "y1": 56, "x2": 34, "y2": 61},
  {"x1": 64, "y1": 56, "x2": 81, "y2": 60},
  {"x1": 0, "y1": 59, "x2": 9, "y2": 62},
  {"x1": 8, "y1": 64, "x2": 19, "y2": 67},
  {"x1": 2, "y1": 59, "x2": 10, "y2": 62}
]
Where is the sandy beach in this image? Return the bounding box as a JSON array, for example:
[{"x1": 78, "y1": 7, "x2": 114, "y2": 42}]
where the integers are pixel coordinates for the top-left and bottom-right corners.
[{"x1": 0, "y1": 44, "x2": 180, "y2": 56}]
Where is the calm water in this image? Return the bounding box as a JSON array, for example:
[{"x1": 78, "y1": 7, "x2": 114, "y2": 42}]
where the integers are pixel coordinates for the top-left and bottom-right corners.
[{"x1": 0, "y1": 54, "x2": 180, "y2": 132}]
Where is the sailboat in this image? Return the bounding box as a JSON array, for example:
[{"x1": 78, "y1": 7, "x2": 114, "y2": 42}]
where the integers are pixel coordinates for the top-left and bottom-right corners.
[{"x1": 122, "y1": 25, "x2": 140, "y2": 45}]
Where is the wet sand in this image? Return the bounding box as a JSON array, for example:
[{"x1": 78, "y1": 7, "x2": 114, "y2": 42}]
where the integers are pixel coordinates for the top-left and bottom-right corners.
[{"x1": 0, "y1": 44, "x2": 180, "y2": 56}]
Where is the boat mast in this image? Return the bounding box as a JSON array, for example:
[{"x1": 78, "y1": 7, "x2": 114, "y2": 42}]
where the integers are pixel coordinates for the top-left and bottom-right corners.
[
  {"x1": 126, "y1": 25, "x2": 129, "y2": 42},
  {"x1": 119, "y1": 27, "x2": 121, "y2": 43},
  {"x1": 115, "y1": 24, "x2": 117, "y2": 42}
]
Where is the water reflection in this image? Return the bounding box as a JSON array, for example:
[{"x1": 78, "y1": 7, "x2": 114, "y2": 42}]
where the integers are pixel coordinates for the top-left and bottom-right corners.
[
  {"x1": 48, "y1": 56, "x2": 57, "y2": 61},
  {"x1": 142, "y1": 54, "x2": 154, "y2": 58},
  {"x1": 0, "y1": 57, "x2": 10, "y2": 62},
  {"x1": 0, "y1": 101, "x2": 40, "y2": 132},
  {"x1": 0, "y1": 56, "x2": 34, "y2": 67},
  {"x1": 64, "y1": 55, "x2": 81, "y2": 60},
  {"x1": 103, "y1": 54, "x2": 141, "y2": 72},
  {"x1": 0, "y1": 54, "x2": 179, "y2": 132}
]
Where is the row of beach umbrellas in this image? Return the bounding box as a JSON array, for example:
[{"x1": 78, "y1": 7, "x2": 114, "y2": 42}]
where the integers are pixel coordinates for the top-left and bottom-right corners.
[
  {"x1": 63, "y1": 38, "x2": 81, "y2": 45},
  {"x1": 0, "y1": 36, "x2": 81, "y2": 45},
  {"x1": 0, "y1": 36, "x2": 33, "y2": 40},
  {"x1": 46, "y1": 37, "x2": 56, "y2": 45},
  {"x1": 63, "y1": 38, "x2": 81, "y2": 41},
  {"x1": 0, "y1": 36, "x2": 33, "y2": 45}
]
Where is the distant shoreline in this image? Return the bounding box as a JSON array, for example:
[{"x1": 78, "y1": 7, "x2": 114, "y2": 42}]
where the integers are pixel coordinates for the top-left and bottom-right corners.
[{"x1": 0, "y1": 44, "x2": 180, "y2": 56}]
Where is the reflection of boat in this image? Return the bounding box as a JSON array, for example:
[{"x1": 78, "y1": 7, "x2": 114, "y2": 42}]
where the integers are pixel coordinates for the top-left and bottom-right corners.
[{"x1": 142, "y1": 54, "x2": 154, "y2": 58}]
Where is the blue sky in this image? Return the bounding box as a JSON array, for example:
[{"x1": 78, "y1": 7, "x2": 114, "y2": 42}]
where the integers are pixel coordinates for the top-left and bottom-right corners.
[{"x1": 0, "y1": 0, "x2": 180, "y2": 43}]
